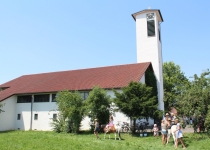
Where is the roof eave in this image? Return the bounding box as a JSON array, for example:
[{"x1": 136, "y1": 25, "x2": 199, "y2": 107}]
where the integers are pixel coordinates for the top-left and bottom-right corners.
[{"x1": 131, "y1": 9, "x2": 164, "y2": 22}]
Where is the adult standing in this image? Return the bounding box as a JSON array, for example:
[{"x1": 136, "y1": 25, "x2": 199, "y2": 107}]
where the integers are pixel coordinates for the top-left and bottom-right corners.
[
  {"x1": 161, "y1": 120, "x2": 168, "y2": 145},
  {"x1": 166, "y1": 118, "x2": 172, "y2": 144},
  {"x1": 94, "y1": 119, "x2": 100, "y2": 139},
  {"x1": 189, "y1": 116, "x2": 193, "y2": 125},
  {"x1": 171, "y1": 112, "x2": 176, "y2": 125},
  {"x1": 164, "y1": 113, "x2": 169, "y2": 125}
]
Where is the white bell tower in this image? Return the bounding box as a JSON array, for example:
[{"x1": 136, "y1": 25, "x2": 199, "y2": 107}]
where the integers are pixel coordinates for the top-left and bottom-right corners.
[{"x1": 132, "y1": 9, "x2": 164, "y2": 111}]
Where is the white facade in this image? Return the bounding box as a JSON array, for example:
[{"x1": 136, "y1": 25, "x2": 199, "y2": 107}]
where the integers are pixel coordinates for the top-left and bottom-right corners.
[
  {"x1": 0, "y1": 96, "x2": 16, "y2": 131},
  {"x1": 0, "y1": 95, "x2": 58, "y2": 131},
  {"x1": 134, "y1": 10, "x2": 164, "y2": 110}
]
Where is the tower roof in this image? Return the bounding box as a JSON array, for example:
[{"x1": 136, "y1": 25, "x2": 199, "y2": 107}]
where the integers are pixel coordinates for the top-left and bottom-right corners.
[{"x1": 132, "y1": 9, "x2": 163, "y2": 22}]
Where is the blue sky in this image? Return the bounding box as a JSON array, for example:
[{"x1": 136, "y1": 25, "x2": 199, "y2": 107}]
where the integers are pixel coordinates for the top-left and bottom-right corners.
[{"x1": 0, "y1": 0, "x2": 209, "y2": 84}]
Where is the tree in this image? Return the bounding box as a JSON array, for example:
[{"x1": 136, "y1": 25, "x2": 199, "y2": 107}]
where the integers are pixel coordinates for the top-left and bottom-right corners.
[
  {"x1": 163, "y1": 62, "x2": 189, "y2": 112},
  {"x1": 85, "y1": 86, "x2": 111, "y2": 128},
  {"x1": 55, "y1": 90, "x2": 84, "y2": 133},
  {"x1": 113, "y1": 81, "x2": 161, "y2": 133},
  {"x1": 177, "y1": 71, "x2": 210, "y2": 117},
  {"x1": 204, "y1": 105, "x2": 210, "y2": 130}
]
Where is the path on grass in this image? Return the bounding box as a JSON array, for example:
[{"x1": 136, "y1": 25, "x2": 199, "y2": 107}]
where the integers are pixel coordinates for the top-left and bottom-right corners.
[{"x1": 182, "y1": 125, "x2": 194, "y2": 133}]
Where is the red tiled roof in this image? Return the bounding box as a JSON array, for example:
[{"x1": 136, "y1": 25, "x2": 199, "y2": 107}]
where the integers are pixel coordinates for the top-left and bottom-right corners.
[{"x1": 0, "y1": 62, "x2": 152, "y2": 101}]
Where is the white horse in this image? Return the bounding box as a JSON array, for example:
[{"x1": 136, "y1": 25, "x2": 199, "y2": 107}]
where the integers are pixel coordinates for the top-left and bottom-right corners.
[{"x1": 169, "y1": 124, "x2": 177, "y2": 147}]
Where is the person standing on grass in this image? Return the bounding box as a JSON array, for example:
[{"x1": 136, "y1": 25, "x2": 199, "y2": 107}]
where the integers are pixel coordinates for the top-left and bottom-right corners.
[
  {"x1": 161, "y1": 120, "x2": 168, "y2": 145},
  {"x1": 166, "y1": 118, "x2": 172, "y2": 144},
  {"x1": 94, "y1": 119, "x2": 100, "y2": 139},
  {"x1": 174, "y1": 119, "x2": 186, "y2": 149}
]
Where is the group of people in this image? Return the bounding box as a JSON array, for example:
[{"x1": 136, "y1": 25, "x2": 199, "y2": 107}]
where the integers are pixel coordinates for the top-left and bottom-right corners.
[
  {"x1": 94, "y1": 114, "x2": 187, "y2": 148},
  {"x1": 153, "y1": 112, "x2": 186, "y2": 149}
]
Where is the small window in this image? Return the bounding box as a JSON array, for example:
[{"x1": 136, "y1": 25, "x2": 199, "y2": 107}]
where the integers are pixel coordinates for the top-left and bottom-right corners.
[
  {"x1": 17, "y1": 95, "x2": 32, "y2": 103},
  {"x1": 159, "y1": 27, "x2": 161, "y2": 42},
  {"x1": 80, "y1": 92, "x2": 89, "y2": 100},
  {"x1": 147, "y1": 20, "x2": 155, "y2": 36},
  {"x1": 17, "y1": 114, "x2": 21, "y2": 120},
  {"x1": 34, "y1": 114, "x2": 38, "y2": 120},
  {"x1": 53, "y1": 114, "x2": 57, "y2": 120},
  {"x1": 34, "y1": 94, "x2": 50, "y2": 102},
  {"x1": 52, "y1": 94, "x2": 57, "y2": 102}
]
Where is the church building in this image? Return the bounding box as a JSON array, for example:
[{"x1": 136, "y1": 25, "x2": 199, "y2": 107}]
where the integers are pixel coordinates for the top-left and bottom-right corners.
[{"x1": 0, "y1": 9, "x2": 164, "y2": 131}]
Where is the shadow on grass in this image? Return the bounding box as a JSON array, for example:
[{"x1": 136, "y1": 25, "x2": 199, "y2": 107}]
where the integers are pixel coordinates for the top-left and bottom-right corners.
[{"x1": 0, "y1": 130, "x2": 18, "y2": 133}]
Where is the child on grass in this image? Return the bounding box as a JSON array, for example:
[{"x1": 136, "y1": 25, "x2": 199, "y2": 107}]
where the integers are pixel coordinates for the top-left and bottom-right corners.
[{"x1": 153, "y1": 124, "x2": 159, "y2": 138}]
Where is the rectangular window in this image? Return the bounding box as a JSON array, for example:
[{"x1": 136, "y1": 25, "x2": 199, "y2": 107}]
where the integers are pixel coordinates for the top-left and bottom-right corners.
[
  {"x1": 159, "y1": 27, "x2": 161, "y2": 42},
  {"x1": 34, "y1": 94, "x2": 50, "y2": 102},
  {"x1": 52, "y1": 94, "x2": 57, "y2": 102},
  {"x1": 17, "y1": 95, "x2": 32, "y2": 103},
  {"x1": 80, "y1": 92, "x2": 89, "y2": 100},
  {"x1": 17, "y1": 114, "x2": 21, "y2": 120},
  {"x1": 147, "y1": 20, "x2": 155, "y2": 36},
  {"x1": 34, "y1": 114, "x2": 38, "y2": 120},
  {"x1": 53, "y1": 114, "x2": 57, "y2": 120}
]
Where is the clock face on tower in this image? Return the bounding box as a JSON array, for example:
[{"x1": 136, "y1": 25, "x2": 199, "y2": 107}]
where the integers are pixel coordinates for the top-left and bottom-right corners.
[{"x1": 147, "y1": 13, "x2": 154, "y2": 20}]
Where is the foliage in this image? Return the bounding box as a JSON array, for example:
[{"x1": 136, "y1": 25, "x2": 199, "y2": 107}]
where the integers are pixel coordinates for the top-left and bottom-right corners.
[
  {"x1": 145, "y1": 69, "x2": 162, "y2": 121},
  {"x1": 0, "y1": 131, "x2": 209, "y2": 150},
  {"x1": 113, "y1": 81, "x2": 160, "y2": 132},
  {"x1": 85, "y1": 86, "x2": 111, "y2": 128},
  {"x1": 205, "y1": 105, "x2": 210, "y2": 130},
  {"x1": 176, "y1": 71, "x2": 210, "y2": 117},
  {"x1": 55, "y1": 90, "x2": 84, "y2": 133},
  {"x1": 145, "y1": 68, "x2": 158, "y2": 97},
  {"x1": 51, "y1": 114, "x2": 72, "y2": 133},
  {"x1": 163, "y1": 62, "x2": 189, "y2": 112}
]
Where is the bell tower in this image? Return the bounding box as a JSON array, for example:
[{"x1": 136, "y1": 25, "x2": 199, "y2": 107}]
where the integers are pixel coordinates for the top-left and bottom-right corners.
[{"x1": 132, "y1": 9, "x2": 164, "y2": 111}]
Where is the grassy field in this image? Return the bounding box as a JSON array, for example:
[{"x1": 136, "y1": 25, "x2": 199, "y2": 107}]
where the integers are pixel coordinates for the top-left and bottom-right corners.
[{"x1": 0, "y1": 131, "x2": 209, "y2": 150}]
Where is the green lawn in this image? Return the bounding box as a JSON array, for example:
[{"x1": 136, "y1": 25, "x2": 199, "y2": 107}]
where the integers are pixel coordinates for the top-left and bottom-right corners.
[{"x1": 0, "y1": 131, "x2": 209, "y2": 150}]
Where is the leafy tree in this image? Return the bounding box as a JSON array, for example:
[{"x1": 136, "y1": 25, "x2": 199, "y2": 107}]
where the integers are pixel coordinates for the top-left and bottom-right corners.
[
  {"x1": 55, "y1": 90, "x2": 84, "y2": 133},
  {"x1": 85, "y1": 86, "x2": 111, "y2": 129},
  {"x1": 177, "y1": 71, "x2": 210, "y2": 117},
  {"x1": 163, "y1": 62, "x2": 189, "y2": 112},
  {"x1": 205, "y1": 105, "x2": 210, "y2": 130},
  {"x1": 113, "y1": 81, "x2": 160, "y2": 133}
]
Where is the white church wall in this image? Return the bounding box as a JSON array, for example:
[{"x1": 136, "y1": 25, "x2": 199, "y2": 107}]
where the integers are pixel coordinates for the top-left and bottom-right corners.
[
  {"x1": 140, "y1": 74, "x2": 145, "y2": 83},
  {"x1": 32, "y1": 102, "x2": 58, "y2": 131},
  {"x1": 0, "y1": 96, "x2": 16, "y2": 131},
  {"x1": 15, "y1": 103, "x2": 31, "y2": 130}
]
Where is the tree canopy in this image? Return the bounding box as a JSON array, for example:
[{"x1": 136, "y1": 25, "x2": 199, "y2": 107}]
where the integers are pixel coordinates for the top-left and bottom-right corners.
[
  {"x1": 55, "y1": 90, "x2": 84, "y2": 133},
  {"x1": 85, "y1": 86, "x2": 111, "y2": 126},
  {"x1": 113, "y1": 81, "x2": 161, "y2": 132},
  {"x1": 163, "y1": 61, "x2": 189, "y2": 112},
  {"x1": 176, "y1": 71, "x2": 210, "y2": 117}
]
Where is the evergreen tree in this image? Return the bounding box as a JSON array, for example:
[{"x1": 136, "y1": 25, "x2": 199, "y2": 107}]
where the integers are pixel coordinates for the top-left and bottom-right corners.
[{"x1": 113, "y1": 81, "x2": 160, "y2": 133}]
